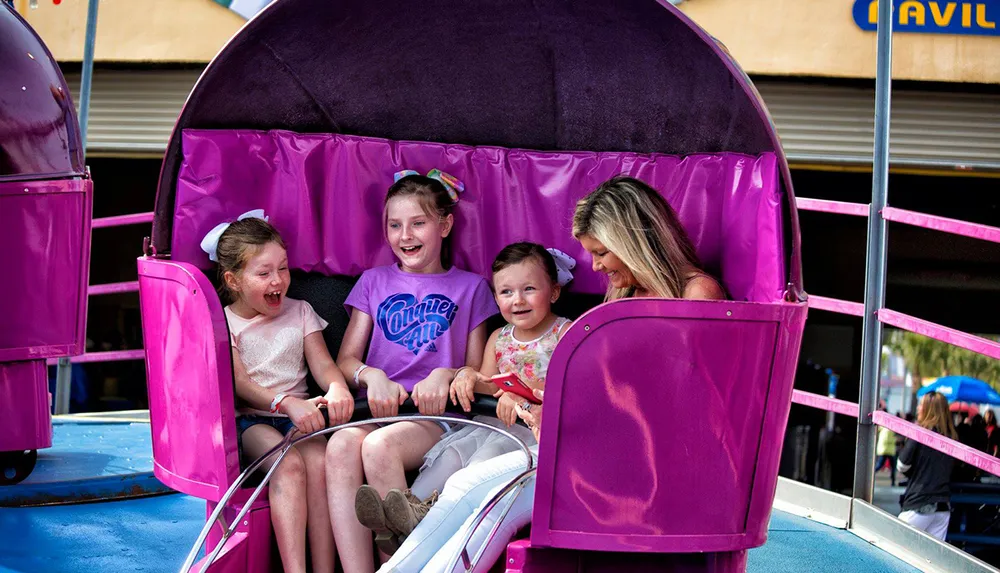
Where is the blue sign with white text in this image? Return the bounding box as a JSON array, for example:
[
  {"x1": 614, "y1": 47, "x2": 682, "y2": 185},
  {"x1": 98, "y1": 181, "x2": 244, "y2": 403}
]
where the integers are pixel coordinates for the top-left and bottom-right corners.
[{"x1": 853, "y1": 0, "x2": 999, "y2": 36}]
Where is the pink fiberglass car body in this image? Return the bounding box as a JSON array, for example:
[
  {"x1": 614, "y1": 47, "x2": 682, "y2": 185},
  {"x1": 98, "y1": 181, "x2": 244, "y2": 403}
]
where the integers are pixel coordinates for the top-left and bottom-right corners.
[
  {"x1": 0, "y1": 3, "x2": 92, "y2": 485},
  {"x1": 137, "y1": 0, "x2": 806, "y2": 571}
]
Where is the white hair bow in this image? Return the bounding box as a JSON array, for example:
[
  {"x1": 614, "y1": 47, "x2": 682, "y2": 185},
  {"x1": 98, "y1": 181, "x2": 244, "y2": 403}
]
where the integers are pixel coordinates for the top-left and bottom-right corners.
[
  {"x1": 546, "y1": 248, "x2": 577, "y2": 287},
  {"x1": 199, "y1": 209, "x2": 269, "y2": 262}
]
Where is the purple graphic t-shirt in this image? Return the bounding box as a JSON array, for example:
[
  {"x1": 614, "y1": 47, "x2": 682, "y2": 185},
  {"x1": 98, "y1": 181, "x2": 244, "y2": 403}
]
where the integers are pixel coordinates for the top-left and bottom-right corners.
[{"x1": 345, "y1": 264, "x2": 498, "y2": 391}]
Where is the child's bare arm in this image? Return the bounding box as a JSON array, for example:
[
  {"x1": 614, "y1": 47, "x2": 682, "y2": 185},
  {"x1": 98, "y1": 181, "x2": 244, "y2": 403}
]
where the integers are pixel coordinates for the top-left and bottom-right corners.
[
  {"x1": 232, "y1": 346, "x2": 276, "y2": 411},
  {"x1": 305, "y1": 331, "x2": 347, "y2": 392},
  {"x1": 304, "y1": 331, "x2": 353, "y2": 425},
  {"x1": 336, "y1": 310, "x2": 377, "y2": 390},
  {"x1": 337, "y1": 309, "x2": 408, "y2": 417},
  {"x1": 449, "y1": 327, "x2": 500, "y2": 412}
]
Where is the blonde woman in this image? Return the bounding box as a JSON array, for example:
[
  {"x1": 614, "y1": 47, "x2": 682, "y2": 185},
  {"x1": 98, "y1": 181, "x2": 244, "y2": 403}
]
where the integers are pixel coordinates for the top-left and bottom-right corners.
[
  {"x1": 572, "y1": 176, "x2": 726, "y2": 301},
  {"x1": 897, "y1": 391, "x2": 956, "y2": 540}
]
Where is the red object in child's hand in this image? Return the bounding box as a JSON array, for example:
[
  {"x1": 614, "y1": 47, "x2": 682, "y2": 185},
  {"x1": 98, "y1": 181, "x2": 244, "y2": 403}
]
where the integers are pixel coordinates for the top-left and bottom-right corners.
[{"x1": 491, "y1": 373, "x2": 541, "y2": 404}]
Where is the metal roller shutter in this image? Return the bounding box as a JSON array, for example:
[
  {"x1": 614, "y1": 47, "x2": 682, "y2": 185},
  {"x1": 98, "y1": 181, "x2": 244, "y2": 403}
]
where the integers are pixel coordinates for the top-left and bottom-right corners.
[
  {"x1": 755, "y1": 80, "x2": 1000, "y2": 170},
  {"x1": 66, "y1": 70, "x2": 1000, "y2": 170},
  {"x1": 65, "y1": 69, "x2": 198, "y2": 154}
]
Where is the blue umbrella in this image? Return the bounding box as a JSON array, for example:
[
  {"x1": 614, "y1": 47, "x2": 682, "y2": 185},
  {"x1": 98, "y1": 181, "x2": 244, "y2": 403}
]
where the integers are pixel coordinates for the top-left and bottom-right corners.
[{"x1": 916, "y1": 376, "x2": 1000, "y2": 405}]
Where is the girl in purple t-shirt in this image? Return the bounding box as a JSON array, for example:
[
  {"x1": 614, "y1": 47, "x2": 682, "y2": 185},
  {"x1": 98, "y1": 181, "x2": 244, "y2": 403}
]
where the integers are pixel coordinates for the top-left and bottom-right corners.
[{"x1": 326, "y1": 170, "x2": 497, "y2": 572}]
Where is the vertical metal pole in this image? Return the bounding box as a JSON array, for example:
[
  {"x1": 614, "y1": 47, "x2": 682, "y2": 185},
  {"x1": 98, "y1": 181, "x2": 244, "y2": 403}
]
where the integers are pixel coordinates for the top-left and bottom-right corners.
[
  {"x1": 78, "y1": 0, "x2": 100, "y2": 148},
  {"x1": 853, "y1": 0, "x2": 893, "y2": 505},
  {"x1": 54, "y1": 0, "x2": 99, "y2": 415},
  {"x1": 54, "y1": 358, "x2": 72, "y2": 415}
]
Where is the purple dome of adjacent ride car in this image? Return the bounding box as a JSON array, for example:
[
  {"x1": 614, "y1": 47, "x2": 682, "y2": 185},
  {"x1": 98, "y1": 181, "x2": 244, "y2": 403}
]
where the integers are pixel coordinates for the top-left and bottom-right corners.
[
  {"x1": 0, "y1": 3, "x2": 84, "y2": 181},
  {"x1": 154, "y1": 0, "x2": 801, "y2": 294}
]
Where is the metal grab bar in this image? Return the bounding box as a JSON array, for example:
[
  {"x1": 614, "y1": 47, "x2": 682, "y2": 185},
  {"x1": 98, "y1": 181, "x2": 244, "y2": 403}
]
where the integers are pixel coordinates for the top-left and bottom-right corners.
[
  {"x1": 179, "y1": 415, "x2": 535, "y2": 573},
  {"x1": 444, "y1": 467, "x2": 538, "y2": 573}
]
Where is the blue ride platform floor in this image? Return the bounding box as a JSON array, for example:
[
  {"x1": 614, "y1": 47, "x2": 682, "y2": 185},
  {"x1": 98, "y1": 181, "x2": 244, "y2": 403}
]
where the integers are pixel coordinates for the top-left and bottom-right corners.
[
  {"x1": 0, "y1": 420, "x2": 921, "y2": 573},
  {"x1": 0, "y1": 420, "x2": 170, "y2": 507},
  {"x1": 749, "y1": 511, "x2": 920, "y2": 573},
  {"x1": 0, "y1": 498, "x2": 923, "y2": 573}
]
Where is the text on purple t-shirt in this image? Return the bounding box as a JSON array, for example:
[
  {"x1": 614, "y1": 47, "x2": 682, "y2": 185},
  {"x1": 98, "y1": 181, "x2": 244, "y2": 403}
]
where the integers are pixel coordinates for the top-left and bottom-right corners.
[{"x1": 344, "y1": 264, "x2": 498, "y2": 391}]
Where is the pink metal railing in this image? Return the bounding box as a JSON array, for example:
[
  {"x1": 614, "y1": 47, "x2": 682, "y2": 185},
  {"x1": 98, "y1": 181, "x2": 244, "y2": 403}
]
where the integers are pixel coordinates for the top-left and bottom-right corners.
[
  {"x1": 882, "y1": 207, "x2": 1000, "y2": 245},
  {"x1": 807, "y1": 295, "x2": 865, "y2": 317},
  {"x1": 791, "y1": 196, "x2": 1000, "y2": 481},
  {"x1": 48, "y1": 349, "x2": 145, "y2": 366},
  {"x1": 796, "y1": 197, "x2": 870, "y2": 217},
  {"x1": 65, "y1": 212, "x2": 149, "y2": 366},
  {"x1": 878, "y1": 309, "x2": 1000, "y2": 361},
  {"x1": 873, "y1": 411, "x2": 1000, "y2": 478},
  {"x1": 91, "y1": 211, "x2": 154, "y2": 229},
  {"x1": 88, "y1": 281, "x2": 140, "y2": 296},
  {"x1": 791, "y1": 390, "x2": 859, "y2": 418}
]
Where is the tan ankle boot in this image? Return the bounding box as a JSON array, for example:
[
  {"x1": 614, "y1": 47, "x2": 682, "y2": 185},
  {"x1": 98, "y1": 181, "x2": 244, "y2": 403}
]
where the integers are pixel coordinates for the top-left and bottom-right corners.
[
  {"x1": 383, "y1": 488, "x2": 439, "y2": 538},
  {"x1": 354, "y1": 485, "x2": 402, "y2": 555}
]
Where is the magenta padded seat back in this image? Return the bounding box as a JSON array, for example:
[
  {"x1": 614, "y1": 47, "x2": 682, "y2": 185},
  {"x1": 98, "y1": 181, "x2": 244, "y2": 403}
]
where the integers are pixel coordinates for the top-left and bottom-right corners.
[
  {"x1": 138, "y1": 257, "x2": 240, "y2": 501},
  {"x1": 172, "y1": 131, "x2": 785, "y2": 303},
  {"x1": 531, "y1": 298, "x2": 807, "y2": 553}
]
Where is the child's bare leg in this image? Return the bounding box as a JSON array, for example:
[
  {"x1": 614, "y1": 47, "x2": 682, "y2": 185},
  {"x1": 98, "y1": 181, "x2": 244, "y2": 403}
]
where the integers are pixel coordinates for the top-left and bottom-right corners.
[
  {"x1": 326, "y1": 425, "x2": 377, "y2": 573},
  {"x1": 361, "y1": 421, "x2": 444, "y2": 563},
  {"x1": 296, "y1": 436, "x2": 335, "y2": 573},
  {"x1": 242, "y1": 424, "x2": 308, "y2": 573},
  {"x1": 362, "y1": 421, "x2": 445, "y2": 493}
]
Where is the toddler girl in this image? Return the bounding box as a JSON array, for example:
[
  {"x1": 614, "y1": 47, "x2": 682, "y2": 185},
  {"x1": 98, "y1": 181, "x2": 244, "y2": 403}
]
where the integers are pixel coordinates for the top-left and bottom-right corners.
[{"x1": 373, "y1": 242, "x2": 573, "y2": 572}]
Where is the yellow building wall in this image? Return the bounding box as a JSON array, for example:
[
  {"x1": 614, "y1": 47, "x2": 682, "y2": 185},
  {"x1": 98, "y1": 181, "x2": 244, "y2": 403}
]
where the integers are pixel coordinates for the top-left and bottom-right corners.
[
  {"x1": 677, "y1": 0, "x2": 1000, "y2": 84},
  {"x1": 13, "y1": 0, "x2": 243, "y2": 63},
  {"x1": 14, "y1": 0, "x2": 1000, "y2": 84}
]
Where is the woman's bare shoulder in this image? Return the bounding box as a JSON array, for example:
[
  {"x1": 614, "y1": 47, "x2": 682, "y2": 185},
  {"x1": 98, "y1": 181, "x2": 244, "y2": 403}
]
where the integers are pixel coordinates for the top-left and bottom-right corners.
[{"x1": 683, "y1": 274, "x2": 726, "y2": 301}]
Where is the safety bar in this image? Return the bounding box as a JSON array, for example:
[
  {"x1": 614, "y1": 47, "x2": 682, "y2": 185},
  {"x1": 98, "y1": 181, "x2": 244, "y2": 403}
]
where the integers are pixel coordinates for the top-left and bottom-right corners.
[
  {"x1": 180, "y1": 415, "x2": 534, "y2": 573},
  {"x1": 445, "y1": 468, "x2": 537, "y2": 573}
]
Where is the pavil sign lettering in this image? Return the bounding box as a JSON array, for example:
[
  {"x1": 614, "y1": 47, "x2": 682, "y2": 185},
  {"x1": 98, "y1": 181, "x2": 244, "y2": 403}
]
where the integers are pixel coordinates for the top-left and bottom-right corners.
[{"x1": 853, "y1": 0, "x2": 999, "y2": 36}]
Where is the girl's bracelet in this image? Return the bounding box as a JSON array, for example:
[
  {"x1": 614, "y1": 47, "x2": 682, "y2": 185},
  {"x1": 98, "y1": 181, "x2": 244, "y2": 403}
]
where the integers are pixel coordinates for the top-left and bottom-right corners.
[{"x1": 353, "y1": 364, "x2": 369, "y2": 387}]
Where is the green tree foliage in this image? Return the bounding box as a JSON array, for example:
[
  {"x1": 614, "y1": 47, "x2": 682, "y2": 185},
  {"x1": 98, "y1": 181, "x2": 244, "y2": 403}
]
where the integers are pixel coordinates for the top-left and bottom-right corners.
[{"x1": 884, "y1": 329, "x2": 1000, "y2": 389}]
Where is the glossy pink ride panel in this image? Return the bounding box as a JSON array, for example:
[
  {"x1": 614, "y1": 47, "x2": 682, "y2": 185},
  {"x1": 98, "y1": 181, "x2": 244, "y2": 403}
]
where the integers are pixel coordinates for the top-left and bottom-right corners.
[
  {"x1": 137, "y1": 257, "x2": 240, "y2": 501},
  {"x1": 0, "y1": 179, "x2": 92, "y2": 362},
  {"x1": 0, "y1": 361, "x2": 51, "y2": 451},
  {"x1": 173, "y1": 131, "x2": 784, "y2": 303},
  {"x1": 532, "y1": 298, "x2": 808, "y2": 554}
]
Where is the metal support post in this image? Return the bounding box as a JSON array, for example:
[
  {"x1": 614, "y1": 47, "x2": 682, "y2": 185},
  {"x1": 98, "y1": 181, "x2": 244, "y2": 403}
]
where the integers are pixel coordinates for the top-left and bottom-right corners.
[
  {"x1": 54, "y1": 0, "x2": 99, "y2": 413},
  {"x1": 853, "y1": 0, "x2": 893, "y2": 505},
  {"x1": 54, "y1": 357, "x2": 72, "y2": 415}
]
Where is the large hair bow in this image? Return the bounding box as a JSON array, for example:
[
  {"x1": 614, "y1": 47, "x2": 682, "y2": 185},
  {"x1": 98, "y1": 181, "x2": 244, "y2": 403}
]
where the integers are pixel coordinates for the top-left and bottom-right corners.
[
  {"x1": 393, "y1": 169, "x2": 466, "y2": 204},
  {"x1": 199, "y1": 209, "x2": 269, "y2": 262},
  {"x1": 546, "y1": 248, "x2": 577, "y2": 287}
]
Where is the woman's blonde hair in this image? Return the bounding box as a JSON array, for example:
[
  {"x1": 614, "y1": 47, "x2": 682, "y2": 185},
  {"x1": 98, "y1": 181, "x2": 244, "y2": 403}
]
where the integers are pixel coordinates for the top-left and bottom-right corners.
[
  {"x1": 918, "y1": 391, "x2": 958, "y2": 440},
  {"x1": 572, "y1": 176, "x2": 702, "y2": 301}
]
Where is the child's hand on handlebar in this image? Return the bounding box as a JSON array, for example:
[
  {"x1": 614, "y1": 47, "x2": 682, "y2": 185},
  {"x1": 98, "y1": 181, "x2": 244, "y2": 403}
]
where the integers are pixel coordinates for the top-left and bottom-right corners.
[
  {"x1": 412, "y1": 368, "x2": 452, "y2": 416},
  {"x1": 280, "y1": 396, "x2": 326, "y2": 434},
  {"x1": 493, "y1": 390, "x2": 521, "y2": 427},
  {"x1": 324, "y1": 385, "x2": 354, "y2": 426},
  {"x1": 365, "y1": 370, "x2": 409, "y2": 418},
  {"x1": 449, "y1": 367, "x2": 486, "y2": 413}
]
